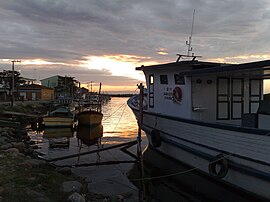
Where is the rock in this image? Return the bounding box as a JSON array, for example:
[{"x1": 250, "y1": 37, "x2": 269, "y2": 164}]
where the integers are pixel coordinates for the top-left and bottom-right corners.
[
  {"x1": 0, "y1": 137, "x2": 8, "y2": 144},
  {"x1": 0, "y1": 186, "x2": 4, "y2": 194},
  {"x1": 20, "y1": 160, "x2": 33, "y2": 169},
  {"x1": 0, "y1": 143, "x2": 13, "y2": 150},
  {"x1": 24, "y1": 159, "x2": 46, "y2": 168},
  {"x1": 1, "y1": 131, "x2": 9, "y2": 137},
  {"x1": 12, "y1": 142, "x2": 25, "y2": 151},
  {"x1": 67, "y1": 192, "x2": 85, "y2": 202},
  {"x1": 4, "y1": 147, "x2": 20, "y2": 154},
  {"x1": 62, "y1": 181, "x2": 82, "y2": 193},
  {"x1": 56, "y1": 167, "x2": 72, "y2": 176},
  {"x1": 25, "y1": 189, "x2": 50, "y2": 202}
]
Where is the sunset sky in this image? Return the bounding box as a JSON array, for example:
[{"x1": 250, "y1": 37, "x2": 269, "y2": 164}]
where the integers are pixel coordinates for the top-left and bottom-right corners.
[{"x1": 0, "y1": 0, "x2": 270, "y2": 93}]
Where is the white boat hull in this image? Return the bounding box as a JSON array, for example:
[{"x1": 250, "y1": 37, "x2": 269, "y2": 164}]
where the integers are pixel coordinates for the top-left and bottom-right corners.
[{"x1": 129, "y1": 102, "x2": 270, "y2": 200}]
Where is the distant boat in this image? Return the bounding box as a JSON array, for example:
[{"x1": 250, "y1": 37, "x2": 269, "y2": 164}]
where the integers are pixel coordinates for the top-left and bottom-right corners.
[{"x1": 43, "y1": 106, "x2": 74, "y2": 128}]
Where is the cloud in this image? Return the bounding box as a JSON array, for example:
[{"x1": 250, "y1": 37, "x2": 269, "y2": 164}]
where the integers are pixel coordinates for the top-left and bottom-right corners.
[{"x1": 0, "y1": 0, "x2": 269, "y2": 92}]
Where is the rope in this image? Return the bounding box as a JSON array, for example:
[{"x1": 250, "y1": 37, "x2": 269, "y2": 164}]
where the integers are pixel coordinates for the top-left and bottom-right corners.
[{"x1": 129, "y1": 131, "x2": 270, "y2": 182}]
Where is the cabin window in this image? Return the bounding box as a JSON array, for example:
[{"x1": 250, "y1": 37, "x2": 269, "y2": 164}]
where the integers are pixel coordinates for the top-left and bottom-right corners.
[
  {"x1": 174, "y1": 74, "x2": 185, "y2": 85},
  {"x1": 150, "y1": 75, "x2": 154, "y2": 84},
  {"x1": 160, "y1": 75, "x2": 168, "y2": 84},
  {"x1": 149, "y1": 74, "x2": 154, "y2": 108}
]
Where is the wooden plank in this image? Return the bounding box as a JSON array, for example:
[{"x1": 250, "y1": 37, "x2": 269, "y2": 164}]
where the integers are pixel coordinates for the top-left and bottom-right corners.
[{"x1": 45, "y1": 140, "x2": 137, "y2": 162}]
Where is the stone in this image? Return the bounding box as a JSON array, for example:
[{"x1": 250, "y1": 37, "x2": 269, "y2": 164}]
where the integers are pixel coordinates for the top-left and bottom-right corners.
[
  {"x1": 25, "y1": 189, "x2": 50, "y2": 202},
  {"x1": 24, "y1": 159, "x2": 46, "y2": 168},
  {"x1": 4, "y1": 147, "x2": 20, "y2": 154},
  {"x1": 0, "y1": 143, "x2": 13, "y2": 150},
  {"x1": 0, "y1": 137, "x2": 8, "y2": 144},
  {"x1": 56, "y1": 167, "x2": 72, "y2": 176},
  {"x1": 67, "y1": 192, "x2": 85, "y2": 202},
  {"x1": 12, "y1": 142, "x2": 25, "y2": 151},
  {"x1": 62, "y1": 181, "x2": 82, "y2": 193},
  {"x1": 1, "y1": 131, "x2": 9, "y2": 137}
]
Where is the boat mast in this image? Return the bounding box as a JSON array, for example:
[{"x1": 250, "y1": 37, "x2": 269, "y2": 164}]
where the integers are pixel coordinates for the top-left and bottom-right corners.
[
  {"x1": 186, "y1": 9, "x2": 195, "y2": 57},
  {"x1": 176, "y1": 9, "x2": 200, "y2": 62}
]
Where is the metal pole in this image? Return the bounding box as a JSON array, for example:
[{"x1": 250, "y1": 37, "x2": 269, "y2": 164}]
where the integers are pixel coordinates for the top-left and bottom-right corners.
[
  {"x1": 137, "y1": 83, "x2": 146, "y2": 200},
  {"x1": 11, "y1": 60, "x2": 21, "y2": 107},
  {"x1": 11, "y1": 61, "x2": 14, "y2": 107}
]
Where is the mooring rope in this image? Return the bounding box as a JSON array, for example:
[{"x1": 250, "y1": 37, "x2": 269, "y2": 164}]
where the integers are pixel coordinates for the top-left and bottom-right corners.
[{"x1": 129, "y1": 131, "x2": 270, "y2": 182}]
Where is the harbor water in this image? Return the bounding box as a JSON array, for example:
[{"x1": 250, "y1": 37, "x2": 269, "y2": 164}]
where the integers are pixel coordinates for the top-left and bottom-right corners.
[{"x1": 29, "y1": 97, "x2": 265, "y2": 201}]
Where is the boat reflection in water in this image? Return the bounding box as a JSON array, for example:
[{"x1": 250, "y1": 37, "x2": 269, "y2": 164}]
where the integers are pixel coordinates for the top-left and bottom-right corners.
[
  {"x1": 76, "y1": 124, "x2": 103, "y2": 146},
  {"x1": 76, "y1": 124, "x2": 103, "y2": 164},
  {"x1": 43, "y1": 127, "x2": 74, "y2": 148},
  {"x1": 128, "y1": 147, "x2": 268, "y2": 202}
]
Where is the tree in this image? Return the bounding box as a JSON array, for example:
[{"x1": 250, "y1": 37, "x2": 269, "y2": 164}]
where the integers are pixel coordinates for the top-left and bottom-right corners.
[{"x1": 0, "y1": 70, "x2": 26, "y2": 93}]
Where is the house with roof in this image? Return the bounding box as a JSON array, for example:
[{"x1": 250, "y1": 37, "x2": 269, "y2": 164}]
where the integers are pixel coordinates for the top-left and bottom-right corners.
[
  {"x1": 18, "y1": 84, "x2": 54, "y2": 101},
  {"x1": 40, "y1": 75, "x2": 77, "y2": 99}
]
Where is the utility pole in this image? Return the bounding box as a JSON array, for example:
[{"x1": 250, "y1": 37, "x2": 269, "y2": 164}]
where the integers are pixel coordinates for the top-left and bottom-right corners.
[
  {"x1": 11, "y1": 59, "x2": 21, "y2": 107},
  {"x1": 88, "y1": 81, "x2": 94, "y2": 93}
]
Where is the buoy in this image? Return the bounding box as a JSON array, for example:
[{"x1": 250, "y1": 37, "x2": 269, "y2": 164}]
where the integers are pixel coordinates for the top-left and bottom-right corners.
[{"x1": 172, "y1": 87, "x2": 183, "y2": 103}]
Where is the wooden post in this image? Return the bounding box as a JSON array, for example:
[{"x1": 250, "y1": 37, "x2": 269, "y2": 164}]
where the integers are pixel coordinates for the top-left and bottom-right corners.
[{"x1": 137, "y1": 83, "x2": 146, "y2": 200}]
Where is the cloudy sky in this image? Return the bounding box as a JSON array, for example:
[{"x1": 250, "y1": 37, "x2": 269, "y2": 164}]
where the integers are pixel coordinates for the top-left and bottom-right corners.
[{"x1": 0, "y1": 0, "x2": 270, "y2": 93}]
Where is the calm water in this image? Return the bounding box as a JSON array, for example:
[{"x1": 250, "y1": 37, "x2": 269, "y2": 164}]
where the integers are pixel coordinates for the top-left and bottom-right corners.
[{"x1": 29, "y1": 97, "x2": 265, "y2": 202}]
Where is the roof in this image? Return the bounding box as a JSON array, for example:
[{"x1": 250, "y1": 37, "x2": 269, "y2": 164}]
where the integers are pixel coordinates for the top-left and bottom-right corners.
[
  {"x1": 136, "y1": 60, "x2": 221, "y2": 71},
  {"x1": 40, "y1": 75, "x2": 60, "y2": 81},
  {"x1": 136, "y1": 59, "x2": 270, "y2": 78},
  {"x1": 19, "y1": 84, "x2": 54, "y2": 90}
]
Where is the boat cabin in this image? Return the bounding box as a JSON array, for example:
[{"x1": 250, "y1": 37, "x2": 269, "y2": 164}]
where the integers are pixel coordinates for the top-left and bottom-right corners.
[{"x1": 137, "y1": 59, "x2": 270, "y2": 130}]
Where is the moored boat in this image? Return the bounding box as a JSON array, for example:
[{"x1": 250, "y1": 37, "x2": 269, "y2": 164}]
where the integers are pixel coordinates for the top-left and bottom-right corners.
[
  {"x1": 43, "y1": 106, "x2": 74, "y2": 128},
  {"x1": 76, "y1": 110, "x2": 103, "y2": 126},
  {"x1": 128, "y1": 57, "x2": 270, "y2": 200},
  {"x1": 76, "y1": 82, "x2": 103, "y2": 126}
]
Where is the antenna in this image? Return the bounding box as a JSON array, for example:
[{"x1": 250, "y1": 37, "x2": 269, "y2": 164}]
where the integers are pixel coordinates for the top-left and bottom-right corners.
[{"x1": 186, "y1": 9, "x2": 195, "y2": 57}]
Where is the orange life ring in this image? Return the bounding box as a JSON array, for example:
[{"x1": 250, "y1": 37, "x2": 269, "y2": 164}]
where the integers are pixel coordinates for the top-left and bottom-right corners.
[{"x1": 172, "y1": 87, "x2": 183, "y2": 103}]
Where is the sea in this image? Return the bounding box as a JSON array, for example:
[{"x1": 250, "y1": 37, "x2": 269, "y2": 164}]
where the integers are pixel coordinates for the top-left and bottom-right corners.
[{"x1": 29, "y1": 97, "x2": 265, "y2": 202}]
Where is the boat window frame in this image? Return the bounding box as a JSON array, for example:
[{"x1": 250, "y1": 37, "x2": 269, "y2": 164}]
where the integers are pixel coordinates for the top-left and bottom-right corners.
[
  {"x1": 160, "y1": 75, "x2": 168, "y2": 84},
  {"x1": 174, "y1": 74, "x2": 185, "y2": 85}
]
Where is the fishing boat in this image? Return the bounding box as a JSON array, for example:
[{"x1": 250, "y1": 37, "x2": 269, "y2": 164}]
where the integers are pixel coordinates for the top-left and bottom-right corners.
[
  {"x1": 128, "y1": 56, "x2": 270, "y2": 200},
  {"x1": 128, "y1": 9, "x2": 270, "y2": 199},
  {"x1": 76, "y1": 82, "x2": 103, "y2": 126},
  {"x1": 43, "y1": 106, "x2": 74, "y2": 128},
  {"x1": 76, "y1": 110, "x2": 103, "y2": 126}
]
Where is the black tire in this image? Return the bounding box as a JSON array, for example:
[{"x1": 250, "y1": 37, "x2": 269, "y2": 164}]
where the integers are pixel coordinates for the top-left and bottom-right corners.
[{"x1": 208, "y1": 154, "x2": 229, "y2": 179}]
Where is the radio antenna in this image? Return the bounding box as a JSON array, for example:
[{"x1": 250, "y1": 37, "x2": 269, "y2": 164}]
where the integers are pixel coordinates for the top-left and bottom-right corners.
[{"x1": 186, "y1": 9, "x2": 195, "y2": 57}]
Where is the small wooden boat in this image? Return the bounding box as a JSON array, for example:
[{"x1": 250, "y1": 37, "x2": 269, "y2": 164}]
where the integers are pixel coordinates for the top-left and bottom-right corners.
[
  {"x1": 43, "y1": 106, "x2": 74, "y2": 128},
  {"x1": 76, "y1": 110, "x2": 103, "y2": 126},
  {"x1": 77, "y1": 82, "x2": 103, "y2": 126}
]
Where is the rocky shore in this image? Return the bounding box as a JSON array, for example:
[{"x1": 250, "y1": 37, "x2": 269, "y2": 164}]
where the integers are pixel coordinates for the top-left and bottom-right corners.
[{"x1": 0, "y1": 126, "x2": 108, "y2": 202}]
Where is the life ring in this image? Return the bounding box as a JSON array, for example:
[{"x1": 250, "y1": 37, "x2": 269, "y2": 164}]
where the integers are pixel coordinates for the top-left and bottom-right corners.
[
  {"x1": 208, "y1": 154, "x2": 229, "y2": 179},
  {"x1": 150, "y1": 130, "x2": 162, "y2": 148},
  {"x1": 172, "y1": 87, "x2": 183, "y2": 103}
]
